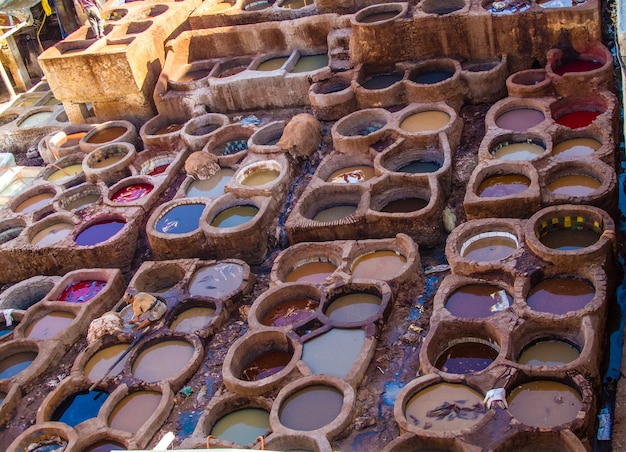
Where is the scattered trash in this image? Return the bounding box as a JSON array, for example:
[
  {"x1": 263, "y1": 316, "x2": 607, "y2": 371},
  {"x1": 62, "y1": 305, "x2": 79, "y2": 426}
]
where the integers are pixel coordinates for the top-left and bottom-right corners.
[
  {"x1": 597, "y1": 406, "x2": 611, "y2": 440},
  {"x1": 1, "y1": 308, "x2": 14, "y2": 326},
  {"x1": 240, "y1": 115, "x2": 261, "y2": 127},
  {"x1": 424, "y1": 264, "x2": 450, "y2": 275},
  {"x1": 483, "y1": 388, "x2": 507, "y2": 409},
  {"x1": 179, "y1": 386, "x2": 193, "y2": 396}
]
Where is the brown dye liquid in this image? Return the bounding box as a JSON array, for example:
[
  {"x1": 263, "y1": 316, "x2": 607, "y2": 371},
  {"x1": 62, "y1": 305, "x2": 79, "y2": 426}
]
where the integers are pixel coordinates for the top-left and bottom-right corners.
[
  {"x1": 241, "y1": 168, "x2": 280, "y2": 186},
  {"x1": 58, "y1": 132, "x2": 87, "y2": 148},
  {"x1": 15, "y1": 192, "x2": 55, "y2": 213},
  {"x1": 84, "y1": 343, "x2": 128, "y2": 380},
  {"x1": 359, "y1": 11, "x2": 398, "y2": 23},
  {"x1": 435, "y1": 341, "x2": 498, "y2": 374},
  {"x1": 89, "y1": 154, "x2": 126, "y2": 169},
  {"x1": 351, "y1": 250, "x2": 407, "y2": 280},
  {"x1": 539, "y1": 228, "x2": 600, "y2": 251},
  {"x1": 241, "y1": 349, "x2": 292, "y2": 381},
  {"x1": 210, "y1": 205, "x2": 259, "y2": 228},
  {"x1": 25, "y1": 311, "x2": 75, "y2": 339},
  {"x1": 279, "y1": 385, "x2": 344, "y2": 431},
  {"x1": 30, "y1": 222, "x2": 74, "y2": 246},
  {"x1": 48, "y1": 164, "x2": 83, "y2": 182},
  {"x1": 404, "y1": 383, "x2": 486, "y2": 431},
  {"x1": 518, "y1": 340, "x2": 580, "y2": 366},
  {"x1": 325, "y1": 293, "x2": 381, "y2": 323},
  {"x1": 132, "y1": 340, "x2": 195, "y2": 382},
  {"x1": 461, "y1": 236, "x2": 517, "y2": 261},
  {"x1": 87, "y1": 127, "x2": 126, "y2": 144},
  {"x1": 380, "y1": 197, "x2": 428, "y2": 213},
  {"x1": 108, "y1": 390, "x2": 162, "y2": 433},
  {"x1": 327, "y1": 165, "x2": 375, "y2": 183},
  {"x1": 478, "y1": 174, "x2": 530, "y2": 198},
  {"x1": 553, "y1": 137, "x2": 601, "y2": 159},
  {"x1": 170, "y1": 306, "x2": 216, "y2": 333},
  {"x1": 154, "y1": 123, "x2": 184, "y2": 135},
  {"x1": 547, "y1": 174, "x2": 601, "y2": 197},
  {"x1": 507, "y1": 381, "x2": 582, "y2": 427},
  {"x1": 256, "y1": 57, "x2": 288, "y2": 71},
  {"x1": 526, "y1": 277, "x2": 594, "y2": 314},
  {"x1": 261, "y1": 298, "x2": 319, "y2": 327},
  {"x1": 445, "y1": 284, "x2": 511, "y2": 318},
  {"x1": 400, "y1": 111, "x2": 450, "y2": 133},
  {"x1": 312, "y1": 205, "x2": 357, "y2": 222},
  {"x1": 285, "y1": 261, "x2": 337, "y2": 284}
]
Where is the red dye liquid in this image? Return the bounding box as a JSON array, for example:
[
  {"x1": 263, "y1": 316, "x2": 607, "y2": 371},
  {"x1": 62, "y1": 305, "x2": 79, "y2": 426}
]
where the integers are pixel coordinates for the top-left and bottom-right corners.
[
  {"x1": 554, "y1": 59, "x2": 603, "y2": 76},
  {"x1": 75, "y1": 220, "x2": 125, "y2": 246},
  {"x1": 111, "y1": 183, "x2": 153, "y2": 202},
  {"x1": 556, "y1": 110, "x2": 600, "y2": 129},
  {"x1": 148, "y1": 164, "x2": 169, "y2": 176},
  {"x1": 60, "y1": 280, "x2": 107, "y2": 303}
]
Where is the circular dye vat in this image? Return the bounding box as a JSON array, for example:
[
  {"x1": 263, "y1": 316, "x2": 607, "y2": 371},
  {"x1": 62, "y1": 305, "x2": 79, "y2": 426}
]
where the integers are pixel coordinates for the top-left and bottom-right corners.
[
  {"x1": 75, "y1": 219, "x2": 125, "y2": 246},
  {"x1": 214, "y1": 139, "x2": 248, "y2": 156},
  {"x1": 538, "y1": 225, "x2": 600, "y2": 251},
  {"x1": 131, "y1": 340, "x2": 195, "y2": 382},
  {"x1": 108, "y1": 390, "x2": 162, "y2": 433},
  {"x1": 279, "y1": 385, "x2": 343, "y2": 431},
  {"x1": 30, "y1": 222, "x2": 74, "y2": 246},
  {"x1": 435, "y1": 340, "x2": 499, "y2": 374},
  {"x1": 380, "y1": 197, "x2": 428, "y2": 213},
  {"x1": 396, "y1": 159, "x2": 441, "y2": 174},
  {"x1": 89, "y1": 153, "x2": 126, "y2": 169},
  {"x1": 555, "y1": 110, "x2": 600, "y2": 129},
  {"x1": 325, "y1": 293, "x2": 381, "y2": 323},
  {"x1": 554, "y1": 59, "x2": 603, "y2": 75},
  {"x1": 526, "y1": 276, "x2": 594, "y2": 314},
  {"x1": 240, "y1": 168, "x2": 280, "y2": 186},
  {"x1": 400, "y1": 111, "x2": 450, "y2": 133},
  {"x1": 262, "y1": 298, "x2": 319, "y2": 327},
  {"x1": 241, "y1": 350, "x2": 292, "y2": 381},
  {"x1": 15, "y1": 192, "x2": 55, "y2": 214},
  {"x1": 285, "y1": 261, "x2": 337, "y2": 284},
  {"x1": 351, "y1": 250, "x2": 407, "y2": 280},
  {"x1": 495, "y1": 108, "x2": 545, "y2": 131},
  {"x1": 445, "y1": 284, "x2": 512, "y2": 318},
  {"x1": 156, "y1": 204, "x2": 205, "y2": 234},
  {"x1": 210, "y1": 205, "x2": 259, "y2": 228},
  {"x1": 177, "y1": 68, "x2": 212, "y2": 83},
  {"x1": 507, "y1": 381, "x2": 582, "y2": 427},
  {"x1": 492, "y1": 141, "x2": 545, "y2": 160},
  {"x1": 19, "y1": 111, "x2": 54, "y2": 128},
  {"x1": 154, "y1": 123, "x2": 184, "y2": 135},
  {"x1": 189, "y1": 262, "x2": 245, "y2": 299},
  {"x1": 84, "y1": 440, "x2": 126, "y2": 452},
  {"x1": 86, "y1": 127, "x2": 126, "y2": 144},
  {"x1": 60, "y1": 280, "x2": 107, "y2": 303},
  {"x1": 186, "y1": 168, "x2": 235, "y2": 198},
  {"x1": 461, "y1": 233, "x2": 518, "y2": 261},
  {"x1": 361, "y1": 72, "x2": 403, "y2": 90},
  {"x1": 292, "y1": 54, "x2": 328, "y2": 72},
  {"x1": 0, "y1": 351, "x2": 37, "y2": 379},
  {"x1": 51, "y1": 389, "x2": 109, "y2": 427},
  {"x1": 56, "y1": 132, "x2": 87, "y2": 148},
  {"x1": 64, "y1": 193, "x2": 100, "y2": 212},
  {"x1": 211, "y1": 408, "x2": 270, "y2": 444},
  {"x1": 478, "y1": 174, "x2": 530, "y2": 198},
  {"x1": 47, "y1": 164, "x2": 83, "y2": 183},
  {"x1": 111, "y1": 183, "x2": 153, "y2": 202},
  {"x1": 359, "y1": 11, "x2": 398, "y2": 23},
  {"x1": 170, "y1": 306, "x2": 216, "y2": 333},
  {"x1": 84, "y1": 343, "x2": 129, "y2": 381},
  {"x1": 518, "y1": 340, "x2": 580, "y2": 366},
  {"x1": 410, "y1": 70, "x2": 454, "y2": 84},
  {"x1": 404, "y1": 383, "x2": 486, "y2": 431},
  {"x1": 547, "y1": 174, "x2": 601, "y2": 197},
  {"x1": 553, "y1": 137, "x2": 602, "y2": 159},
  {"x1": 146, "y1": 164, "x2": 169, "y2": 176},
  {"x1": 256, "y1": 57, "x2": 289, "y2": 71},
  {"x1": 302, "y1": 328, "x2": 365, "y2": 378},
  {"x1": 313, "y1": 205, "x2": 357, "y2": 222},
  {"x1": 327, "y1": 165, "x2": 375, "y2": 184},
  {"x1": 25, "y1": 311, "x2": 75, "y2": 339}
]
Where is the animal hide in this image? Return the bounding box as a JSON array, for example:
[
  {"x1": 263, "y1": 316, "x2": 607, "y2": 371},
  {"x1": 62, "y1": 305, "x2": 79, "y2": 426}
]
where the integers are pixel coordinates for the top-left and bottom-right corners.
[
  {"x1": 277, "y1": 113, "x2": 321, "y2": 160},
  {"x1": 184, "y1": 151, "x2": 221, "y2": 180}
]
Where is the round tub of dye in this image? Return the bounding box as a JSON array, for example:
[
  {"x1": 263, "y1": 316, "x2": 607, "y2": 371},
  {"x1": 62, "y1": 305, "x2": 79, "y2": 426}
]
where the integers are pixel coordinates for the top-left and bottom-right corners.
[
  {"x1": 167, "y1": 59, "x2": 216, "y2": 91},
  {"x1": 5, "y1": 422, "x2": 78, "y2": 451},
  {"x1": 129, "y1": 333, "x2": 203, "y2": 387},
  {"x1": 57, "y1": 183, "x2": 102, "y2": 212},
  {"x1": 42, "y1": 154, "x2": 86, "y2": 187},
  {"x1": 181, "y1": 166, "x2": 235, "y2": 199},
  {"x1": 26, "y1": 213, "x2": 76, "y2": 248},
  {"x1": 0, "y1": 339, "x2": 41, "y2": 382},
  {"x1": 271, "y1": 375, "x2": 355, "y2": 436},
  {"x1": 404, "y1": 58, "x2": 463, "y2": 107},
  {"x1": 320, "y1": 280, "x2": 391, "y2": 327},
  {"x1": 203, "y1": 123, "x2": 252, "y2": 166},
  {"x1": 317, "y1": 152, "x2": 377, "y2": 185},
  {"x1": 47, "y1": 124, "x2": 94, "y2": 160},
  {"x1": 233, "y1": 159, "x2": 283, "y2": 190},
  {"x1": 524, "y1": 204, "x2": 615, "y2": 268},
  {"x1": 270, "y1": 241, "x2": 344, "y2": 285},
  {"x1": 547, "y1": 44, "x2": 613, "y2": 92},
  {"x1": 459, "y1": 228, "x2": 520, "y2": 263},
  {"x1": 20, "y1": 304, "x2": 78, "y2": 342},
  {"x1": 549, "y1": 95, "x2": 610, "y2": 130},
  {"x1": 74, "y1": 434, "x2": 131, "y2": 452},
  {"x1": 485, "y1": 133, "x2": 549, "y2": 161},
  {"x1": 79, "y1": 120, "x2": 138, "y2": 153},
  {"x1": 353, "y1": 63, "x2": 405, "y2": 108},
  {"x1": 394, "y1": 374, "x2": 490, "y2": 436},
  {"x1": 213, "y1": 55, "x2": 253, "y2": 79},
  {"x1": 376, "y1": 138, "x2": 449, "y2": 185},
  {"x1": 437, "y1": 276, "x2": 514, "y2": 319},
  {"x1": 80, "y1": 339, "x2": 135, "y2": 383},
  {"x1": 0, "y1": 274, "x2": 61, "y2": 311},
  {"x1": 421, "y1": 320, "x2": 503, "y2": 376},
  {"x1": 107, "y1": 176, "x2": 154, "y2": 206},
  {"x1": 169, "y1": 298, "x2": 220, "y2": 337},
  {"x1": 249, "y1": 283, "x2": 322, "y2": 330},
  {"x1": 83, "y1": 142, "x2": 136, "y2": 185},
  {"x1": 73, "y1": 214, "x2": 127, "y2": 247},
  {"x1": 352, "y1": 3, "x2": 407, "y2": 25},
  {"x1": 488, "y1": 99, "x2": 548, "y2": 132},
  {"x1": 223, "y1": 328, "x2": 302, "y2": 396},
  {"x1": 248, "y1": 121, "x2": 284, "y2": 151},
  {"x1": 331, "y1": 108, "x2": 394, "y2": 154},
  {"x1": 252, "y1": 53, "x2": 290, "y2": 72},
  {"x1": 309, "y1": 71, "x2": 357, "y2": 121},
  {"x1": 551, "y1": 130, "x2": 608, "y2": 162},
  {"x1": 46, "y1": 267, "x2": 123, "y2": 305},
  {"x1": 181, "y1": 112, "x2": 229, "y2": 151},
  {"x1": 139, "y1": 114, "x2": 185, "y2": 150},
  {"x1": 0, "y1": 217, "x2": 26, "y2": 247},
  {"x1": 136, "y1": 152, "x2": 176, "y2": 178},
  {"x1": 10, "y1": 184, "x2": 60, "y2": 216},
  {"x1": 347, "y1": 246, "x2": 410, "y2": 282},
  {"x1": 15, "y1": 107, "x2": 56, "y2": 129},
  {"x1": 505, "y1": 69, "x2": 552, "y2": 98},
  {"x1": 263, "y1": 433, "x2": 333, "y2": 452},
  {"x1": 188, "y1": 259, "x2": 251, "y2": 301}
]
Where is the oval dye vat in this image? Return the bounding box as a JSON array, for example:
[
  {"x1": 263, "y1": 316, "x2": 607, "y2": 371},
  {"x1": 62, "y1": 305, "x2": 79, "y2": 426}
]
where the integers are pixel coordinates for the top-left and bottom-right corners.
[
  {"x1": 554, "y1": 59, "x2": 603, "y2": 75},
  {"x1": 518, "y1": 340, "x2": 580, "y2": 366},
  {"x1": 25, "y1": 311, "x2": 75, "y2": 339},
  {"x1": 210, "y1": 408, "x2": 270, "y2": 445},
  {"x1": 507, "y1": 380, "x2": 582, "y2": 427},
  {"x1": 210, "y1": 205, "x2": 259, "y2": 228},
  {"x1": 538, "y1": 223, "x2": 601, "y2": 251},
  {"x1": 132, "y1": 340, "x2": 195, "y2": 382},
  {"x1": 279, "y1": 385, "x2": 343, "y2": 431},
  {"x1": 350, "y1": 250, "x2": 407, "y2": 280},
  {"x1": 84, "y1": 440, "x2": 126, "y2": 452},
  {"x1": 478, "y1": 174, "x2": 530, "y2": 198},
  {"x1": 495, "y1": 108, "x2": 545, "y2": 131},
  {"x1": 241, "y1": 349, "x2": 292, "y2": 381},
  {"x1": 361, "y1": 72, "x2": 403, "y2": 90},
  {"x1": 86, "y1": 127, "x2": 126, "y2": 144},
  {"x1": 189, "y1": 262, "x2": 245, "y2": 299},
  {"x1": 302, "y1": 328, "x2": 365, "y2": 378},
  {"x1": 156, "y1": 204, "x2": 205, "y2": 234},
  {"x1": 170, "y1": 306, "x2": 216, "y2": 333},
  {"x1": 186, "y1": 168, "x2": 235, "y2": 198},
  {"x1": 261, "y1": 298, "x2": 319, "y2": 327},
  {"x1": 553, "y1": 137, "x2": 602, "y2": 159},
  {"x1": 51, "y1": 389, "x2": 109, "y2": 427},
  {"x1": 84, "y1": 343, "x2": 129, "y2": 381},
  {"x1": 396, "y1": 159, "x2": 441, "y2": 174},
  {"x1": 63, "y1": 193, "x2": 100, "y2": 211},
  {"x1": 75, "y1": 220, "x2": 125, "y2": 246},
  {"x1": 15, "y1": 192, "x2": 55, "y2": 214},
  {"x1": 111, "y1": 183, "x2": 153, "y2": 202},
  {"x1": 325, "y1": 293, "x2": 382, "y2": 323},
  {"x1": 359, "y1": 11, "x2": 398, "y2": 23},
  {"x1": 492, "y1": 141, "x2": 545, "y2": 160},
  {"x1": 313, "y1": 205, "x2": 357, "y2": 222},
  {"x1": 555, "y1": 110, "x2": 600, "y2": 129},
  {"x1": 547, "y1": 174, "x2": 601, "y2": 197},
  {"x1": 525, "y1": 276, "x2": 595, "y2": 314},
  {"x1": 400, "y1": 111, "x2": 450, "y2": 133},
  {"x1": 60, "y1": 280, "x2": 107, "y2": 303},
  {"x1": 445, "y1": 284, "x2": 512, "y2": 318},
  {"x1": 327, "y1": 166, "x2": 375, "y2": 184},
  {"x1": 108, "y1": 390, "x2": 162, "y2": 433},
  {"x1": 435, "y1": 340, "x2": 499, "y2": 374},
  {"x1": 285, "y1": 261, "x2": 337, "y2": 284},
  {"x1": 48, "y1": 164, "x2": 84, "y2": 183},
  {"x1": 30, "y1": 222, "x2": 74, "y2": 246},
  {"x1": 0, "y1": 351, "x2": 37, "y2": 379},
  {"x1": 460, "y1": 233, "x2": 518, "y2": 262},
  {"x1": 380, "y1": 197, "x2": 428, "y2": 213}
]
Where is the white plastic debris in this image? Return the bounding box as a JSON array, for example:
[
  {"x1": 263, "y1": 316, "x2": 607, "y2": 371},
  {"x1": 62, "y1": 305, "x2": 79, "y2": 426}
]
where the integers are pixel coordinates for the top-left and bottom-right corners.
[{"x1": 483, "y1": 388, "x2": 508, "y2": 409}]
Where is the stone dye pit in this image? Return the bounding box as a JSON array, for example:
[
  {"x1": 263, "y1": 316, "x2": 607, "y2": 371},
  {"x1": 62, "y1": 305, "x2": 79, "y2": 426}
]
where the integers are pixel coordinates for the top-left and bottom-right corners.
[{"x1": 0, "y1": 0, "x2": 623, "y2": 450}]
